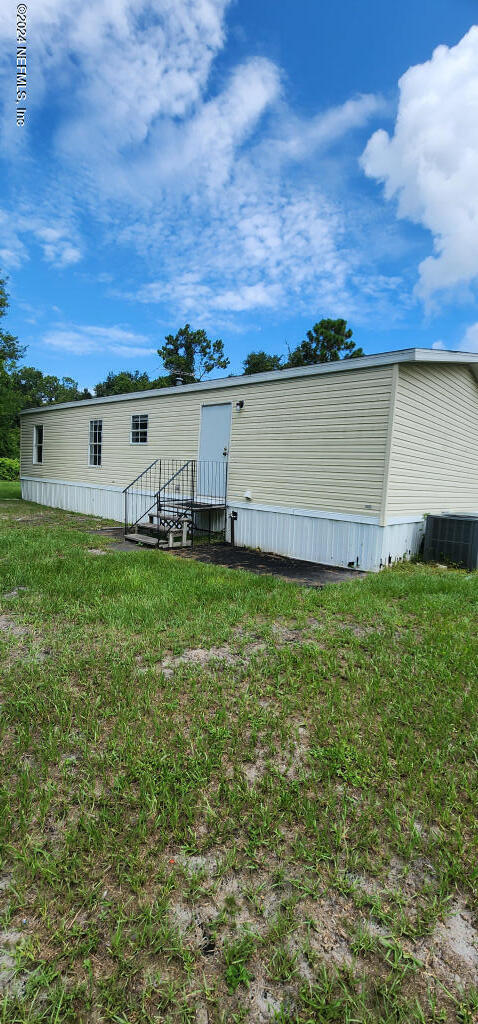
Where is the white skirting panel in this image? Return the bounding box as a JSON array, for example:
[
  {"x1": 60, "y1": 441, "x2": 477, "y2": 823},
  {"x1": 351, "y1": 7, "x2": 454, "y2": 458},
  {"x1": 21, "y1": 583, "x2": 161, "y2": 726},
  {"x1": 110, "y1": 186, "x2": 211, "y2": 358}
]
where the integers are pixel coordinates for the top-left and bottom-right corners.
[
  {"x1": 227, "y1": 503, "x2": 425, "y2": 572},
  {"x1": 21, "y1": 478, "x2": 426, "y2": 571},
  {"x1": 21, "y1": 477, "x2": 124, "y2": 523},
  {"x1": 377, "y1": 519, "x2": 426, "y2": 570}
]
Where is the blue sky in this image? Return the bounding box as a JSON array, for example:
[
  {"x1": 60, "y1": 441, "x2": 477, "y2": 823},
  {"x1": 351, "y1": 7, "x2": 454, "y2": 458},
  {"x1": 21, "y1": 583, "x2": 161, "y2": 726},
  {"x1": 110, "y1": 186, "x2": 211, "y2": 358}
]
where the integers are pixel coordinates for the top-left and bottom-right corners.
[{"x1": 1, "y1": 0, "x2": 478, "y2": 390}]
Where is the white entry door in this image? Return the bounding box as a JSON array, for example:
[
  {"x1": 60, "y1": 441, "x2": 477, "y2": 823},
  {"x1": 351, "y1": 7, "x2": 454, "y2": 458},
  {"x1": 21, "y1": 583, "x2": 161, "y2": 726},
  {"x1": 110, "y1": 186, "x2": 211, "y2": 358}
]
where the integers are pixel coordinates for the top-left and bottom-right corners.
[{"x1": 198, "y1": 403, "x2": 232, "y2": 500}]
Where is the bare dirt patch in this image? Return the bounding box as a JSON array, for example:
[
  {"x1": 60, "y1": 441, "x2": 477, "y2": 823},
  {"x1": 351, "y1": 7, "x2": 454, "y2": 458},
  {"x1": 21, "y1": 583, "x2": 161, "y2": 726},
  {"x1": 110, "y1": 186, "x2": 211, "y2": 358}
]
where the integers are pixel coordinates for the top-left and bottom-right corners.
[
  {"x1": 0, "y1": 614, "x2": 52, "y2": 666},
  {"x1": 87, "y1": 548, "x2": 108, "y2": 556},
  {"x1": 157, "y1": 641, "x2": 268, "y2": 678},
  {"x1": 164, "y1": 647, "x2": 237, "y2": 671},
  {"x1": 271, "y1": 623, "x2": 307, "y2": 644},
  {"x1": 154, "y1": 619, "x2": 326, "y2": 679},
  {"x1": 165, "y1": 844, "x2": 478, "y2": 1003},
  {"x1": 3, "y1": 587, "x2": 28, "y2": 599},
  {"x1": 301, "y1": 892, "x2": 355, "y2": 966},
  {"x1": 246, "y1": 978, "x2": 284, "y2": 1021},
  {"x1": 386, "y1": 854, "x2": 436, "y2": 894},
  {"x1": 243, "y1": 757, "x2": 267, "y2": 786},
  {"x1": 3, "y1": 643, "x2": 52, "y2": 666},
  {"x1": 194, "y1": 1002, "x2": 210, "y2": 1024},
  {"x1": 336, "y1": 620, "x2": 383, "y2": 638},
  {"x1": 243, "y1": 724, "x2": 310, "y2": 786},
  {"x1": 0, "y1": 614, "x2": 28, "y2": 637},
  {"x1": 176, "y1": 853, "x2": 220, "y2": 877},
  {"x1": 430, "y1": 900, "x2": 478, "y2": 977},
  {"x1": 0, "y1": 930, "x2": 26, "y2": 998}
]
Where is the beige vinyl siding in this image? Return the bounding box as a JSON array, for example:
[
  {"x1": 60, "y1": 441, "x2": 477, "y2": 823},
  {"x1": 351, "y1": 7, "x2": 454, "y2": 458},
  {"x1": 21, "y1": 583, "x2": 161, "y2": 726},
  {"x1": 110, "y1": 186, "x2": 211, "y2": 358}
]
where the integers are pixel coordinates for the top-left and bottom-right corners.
[
  {"x1": 20, "y1": 365, "x2": 393, "y2": 516},
  {"x1": 386, "y1": 364, "x2": 478, "y2": 517}
]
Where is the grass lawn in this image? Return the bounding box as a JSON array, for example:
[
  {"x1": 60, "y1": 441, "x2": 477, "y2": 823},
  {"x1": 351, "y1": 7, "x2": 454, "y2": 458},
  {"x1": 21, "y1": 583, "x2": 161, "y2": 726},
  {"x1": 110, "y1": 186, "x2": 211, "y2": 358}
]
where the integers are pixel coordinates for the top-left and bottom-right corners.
[
  {"x1": 0, "y1": 488, "x2": 477, "y2": 1023},
  {"x1": 0, "y1": 480, "x2": 21, "y2": 500}
]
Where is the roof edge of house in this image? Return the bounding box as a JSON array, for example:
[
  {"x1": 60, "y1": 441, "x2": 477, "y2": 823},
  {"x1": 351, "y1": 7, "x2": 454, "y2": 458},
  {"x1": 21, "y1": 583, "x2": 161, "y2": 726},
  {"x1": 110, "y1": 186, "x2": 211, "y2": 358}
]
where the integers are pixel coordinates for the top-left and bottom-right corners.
[{"x1": 20, "y1": 347, "x2": 478, "y2": 415}]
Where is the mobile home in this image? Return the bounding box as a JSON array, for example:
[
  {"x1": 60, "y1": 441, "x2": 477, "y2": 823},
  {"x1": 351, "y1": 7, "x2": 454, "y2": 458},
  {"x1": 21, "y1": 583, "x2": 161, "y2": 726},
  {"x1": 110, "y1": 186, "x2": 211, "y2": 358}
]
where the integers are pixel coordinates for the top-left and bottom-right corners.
[{"x1": 20, "y1": 348, "x2": 478, "y2": 571}]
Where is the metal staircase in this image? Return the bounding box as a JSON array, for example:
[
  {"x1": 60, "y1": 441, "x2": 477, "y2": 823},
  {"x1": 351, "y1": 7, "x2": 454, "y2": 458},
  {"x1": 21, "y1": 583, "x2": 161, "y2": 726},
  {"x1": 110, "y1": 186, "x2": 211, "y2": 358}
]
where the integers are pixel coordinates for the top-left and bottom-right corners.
[{"x1": 123, "y1": 458, "x2": 227, "y2": 548}]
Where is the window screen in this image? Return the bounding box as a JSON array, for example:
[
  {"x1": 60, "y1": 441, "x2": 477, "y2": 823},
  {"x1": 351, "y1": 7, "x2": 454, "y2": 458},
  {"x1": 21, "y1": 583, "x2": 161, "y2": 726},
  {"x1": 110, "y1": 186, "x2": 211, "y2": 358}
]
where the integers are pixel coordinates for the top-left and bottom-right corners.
[
  {"x1": 89, "y1": 419, "x2": 102, "y2": 466},
  {"x1": 131, "y1": 414, "x2": 148, "y2": 444}
]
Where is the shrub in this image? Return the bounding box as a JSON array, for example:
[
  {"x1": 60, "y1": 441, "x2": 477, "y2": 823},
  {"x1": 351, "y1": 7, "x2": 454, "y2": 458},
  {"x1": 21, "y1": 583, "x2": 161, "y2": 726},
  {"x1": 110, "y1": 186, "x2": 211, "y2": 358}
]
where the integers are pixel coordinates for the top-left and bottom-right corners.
[{"x1": 0, "y1": 457, "x2": 20, "y2": 480}]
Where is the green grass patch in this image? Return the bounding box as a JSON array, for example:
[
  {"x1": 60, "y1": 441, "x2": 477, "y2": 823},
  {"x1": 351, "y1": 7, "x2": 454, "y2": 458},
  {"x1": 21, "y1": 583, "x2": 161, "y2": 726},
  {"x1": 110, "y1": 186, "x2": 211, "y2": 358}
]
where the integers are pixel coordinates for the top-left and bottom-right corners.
[
  {"x1": 0, "y1": 479, "x2": 21, "y2": 500},
  {"x1": 0, "y1": 494, "x2": 477, "y2": 1021}
]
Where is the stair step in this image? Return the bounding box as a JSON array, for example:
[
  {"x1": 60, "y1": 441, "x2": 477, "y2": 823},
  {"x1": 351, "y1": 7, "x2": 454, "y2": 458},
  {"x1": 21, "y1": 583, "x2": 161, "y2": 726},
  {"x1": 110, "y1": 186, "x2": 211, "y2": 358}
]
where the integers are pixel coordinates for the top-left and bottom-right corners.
[
  {"x1": 141, "y1": 525, "x2": 185, "y2": 537},
  {"x1": 148, "y1": 515, "x2": 191, "y2": 525},
  {"x1": 125, "y1": 533, "x2": 159, "y2": 547}
]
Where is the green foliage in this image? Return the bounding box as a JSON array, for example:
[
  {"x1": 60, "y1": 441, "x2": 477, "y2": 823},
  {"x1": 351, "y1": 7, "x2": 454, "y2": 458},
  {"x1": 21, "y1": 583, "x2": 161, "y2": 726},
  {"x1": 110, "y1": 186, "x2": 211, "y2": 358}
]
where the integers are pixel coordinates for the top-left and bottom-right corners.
[
  {"x1": 0, "y1": 276, "x2": 26, "y2": 458},
  {"x1": 0, "y1": 273, "x2": 91, "y2": 458},
  {"x1": 11, "y1": 366, "x2": 92, "y2": 408},
  {"x1": 242, "y1": 350, "x2": 283, "y2": 375},
  {"x1": 2, "y1": 366, "x2": 90, "y2": 459},
  {"x1": 0, "y1": 456, "x2": 19, "y2": 479},
  {"x1": 158, "y1": 323, "x2": 229, "y2": 383},
  {"x1": 0, "y1": 276, "x2": 25, "y2": 369},
  {"x1": 94, "y1": 369, "x2": 167, "y2": 397},
  {"x1": 243, "y1": 321, "x2": 364, "y2": 376},
  {"x1": 223, "y1": 932, "x2": 257, "y2": 991},
  {"x1": 286, "y1": 318, "x2": 364, "y2": 367}
]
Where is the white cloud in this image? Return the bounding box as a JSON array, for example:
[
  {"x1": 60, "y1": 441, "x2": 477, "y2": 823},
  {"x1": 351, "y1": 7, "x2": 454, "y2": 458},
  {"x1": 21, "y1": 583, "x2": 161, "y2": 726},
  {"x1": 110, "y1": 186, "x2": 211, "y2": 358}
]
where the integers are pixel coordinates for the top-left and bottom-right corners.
[
  {"x1": 432, "y1": 323, "x2": 478, "y2": 353},
  {"x1": 0, "y1": 246, "x2": 23, "y2": 269},
  {"x1": 0, "y1": 211, "x2": 28, "y2": 268},
  {"x1": 362, "y1": 26, "x2": 478, "y2": 302},
  {"x1": 0, "y1": 0, "x2": 398, "y2": 321},
  {"x1": 0, "y1": 0, "x2": 232, "y2": 175},
  {"x1": 214, "y1": 282, "x2": 283, "y2": 312},
  {"x1": 129, "y1": 181, "x2": 358, "y2": 320},
  {"x1": 447, "y1": 322, "x2": 478, "y2": 354},
  {"x1": 460, "y1": 323, "x2": 478, "y2": 352},
  {"x1": 0, "y1": 208, "x2": 83, "y2": 269},
  {"x1": 81, "y1": 326, "x2": 149, "y2": 343},
  {"x1": 137, "y1": 276, "x2": 284, "y2": 316},
  {"x1": 0, "y1": 0, "x2": 231, "y2": 144},
  {"x1": 266, "y1": 94, "x2": 387, "y2": 164},
  {"x1": 44, "y1": 324, "x2": 155, "y2": 357},
  {"x1": 133, "y1": 58, "x2": 281, "y2": 193},
  {"x1": 31, "y1": 227, "x2": 82, "y2": 267},
  {"x1": 108, "y1": 345, "x2": 158, "y2": 358}
]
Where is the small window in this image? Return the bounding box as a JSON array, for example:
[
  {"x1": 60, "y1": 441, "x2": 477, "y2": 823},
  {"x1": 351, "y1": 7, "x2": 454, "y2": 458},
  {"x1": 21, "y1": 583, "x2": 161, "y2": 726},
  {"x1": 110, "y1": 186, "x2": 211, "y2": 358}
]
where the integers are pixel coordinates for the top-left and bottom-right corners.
[
  {"x1": 89, "y1": 419, "x2": 102, "y2": 466},
  {"x1": 33, "y1": 424, "x2": 43, "y2": 464},
  {"x1": 131, "y1": 413, "x2": 148, "y2": 444}
]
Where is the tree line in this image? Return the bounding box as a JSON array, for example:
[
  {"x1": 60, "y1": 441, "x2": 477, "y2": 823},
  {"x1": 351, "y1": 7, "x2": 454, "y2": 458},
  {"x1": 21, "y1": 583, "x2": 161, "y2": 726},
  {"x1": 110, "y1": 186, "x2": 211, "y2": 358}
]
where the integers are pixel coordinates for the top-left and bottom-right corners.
[{"x1": 1, "y1": 275, "x2": 364, "y2": 458}]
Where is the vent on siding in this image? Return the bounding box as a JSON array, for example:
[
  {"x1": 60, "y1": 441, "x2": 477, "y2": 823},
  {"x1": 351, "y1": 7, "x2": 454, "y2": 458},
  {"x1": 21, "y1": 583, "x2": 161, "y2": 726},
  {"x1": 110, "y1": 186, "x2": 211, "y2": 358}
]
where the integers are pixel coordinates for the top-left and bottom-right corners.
[{"x1": 423, "y1": 514, "x2": 478, "y2": 571}]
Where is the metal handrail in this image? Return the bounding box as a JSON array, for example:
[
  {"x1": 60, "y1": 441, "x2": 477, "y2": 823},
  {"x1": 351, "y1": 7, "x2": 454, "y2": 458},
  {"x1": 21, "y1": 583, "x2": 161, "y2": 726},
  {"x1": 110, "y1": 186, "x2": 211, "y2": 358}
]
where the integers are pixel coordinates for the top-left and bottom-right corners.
[
  {"x1": 157, "y1": 460, "x2": 191, "y2": 497},
  {"x1": 122, "y1": 457, "x2": 160, "y2": 494},
  {"x1": 124, "y1": 458, "x2": 194, "y2": 532},
  {"x1": 124, "y1": 457, "x2": 228, "y2": 542}
]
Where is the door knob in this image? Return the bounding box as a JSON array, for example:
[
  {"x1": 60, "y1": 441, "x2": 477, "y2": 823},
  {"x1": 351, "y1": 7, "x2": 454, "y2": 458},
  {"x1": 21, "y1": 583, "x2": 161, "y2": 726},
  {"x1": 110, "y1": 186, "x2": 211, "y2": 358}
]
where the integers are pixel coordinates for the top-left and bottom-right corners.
[{"x1": 223, "y1": 447, "x2": 228, "y2": 456}]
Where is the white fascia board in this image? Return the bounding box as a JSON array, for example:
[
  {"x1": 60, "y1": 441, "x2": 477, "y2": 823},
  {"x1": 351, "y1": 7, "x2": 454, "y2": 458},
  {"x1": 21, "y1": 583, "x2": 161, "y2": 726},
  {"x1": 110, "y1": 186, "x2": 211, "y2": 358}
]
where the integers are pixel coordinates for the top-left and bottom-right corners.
[
  {"x1": 20, "y1": 347, "x2": 478, "y2": 416},
  {"x1": 412, "y1": 349, "x2": 478, "y2": 363}
]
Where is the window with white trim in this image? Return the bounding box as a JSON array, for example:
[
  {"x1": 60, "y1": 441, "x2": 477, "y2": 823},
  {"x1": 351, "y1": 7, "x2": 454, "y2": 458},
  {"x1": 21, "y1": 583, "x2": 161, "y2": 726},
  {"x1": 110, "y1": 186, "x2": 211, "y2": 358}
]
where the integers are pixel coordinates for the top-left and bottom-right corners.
[
  {"x1": 131, "y1": 413, "x2": 148, "y2": 444},
  {"x1": 33, "y1": 424, "x2": 43, "y2": 464},
  {"x1": 89, "y1": 419, "x2": 102, "y2": 466}
]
